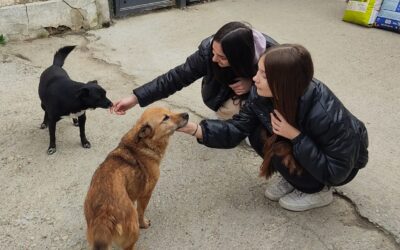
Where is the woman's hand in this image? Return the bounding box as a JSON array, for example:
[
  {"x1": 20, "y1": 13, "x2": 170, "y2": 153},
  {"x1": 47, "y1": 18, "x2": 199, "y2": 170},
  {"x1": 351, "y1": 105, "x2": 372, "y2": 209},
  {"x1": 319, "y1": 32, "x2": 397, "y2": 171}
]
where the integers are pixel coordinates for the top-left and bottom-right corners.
[
  {"x1": 229, "y1": 78, "x2": 252, "y2": 95},
  {"x1": 111, "y1": 94, "x2": 139, "y2": 115},
  {"x1": 270, "y1": 109, "x2": 300, "y2": 140},
  {"x1": 177, "y1": 121, "x2": 203, "y2": 139}
]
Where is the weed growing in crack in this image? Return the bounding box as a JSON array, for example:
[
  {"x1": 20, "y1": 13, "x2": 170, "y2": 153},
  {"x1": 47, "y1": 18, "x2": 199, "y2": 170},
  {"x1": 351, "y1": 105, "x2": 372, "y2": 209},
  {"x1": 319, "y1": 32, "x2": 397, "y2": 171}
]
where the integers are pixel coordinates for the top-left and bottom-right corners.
[{"x1": 0, "y1": 34, "x2": 6, "y2": 46}]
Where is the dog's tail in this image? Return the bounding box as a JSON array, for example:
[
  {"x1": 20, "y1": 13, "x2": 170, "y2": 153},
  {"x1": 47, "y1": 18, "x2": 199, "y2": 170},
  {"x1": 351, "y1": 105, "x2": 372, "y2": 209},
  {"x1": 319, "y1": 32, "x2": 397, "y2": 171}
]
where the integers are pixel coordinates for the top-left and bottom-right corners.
[
  {"x1": 53, "y1": 45, "x2": 76, "y2": 67},
  {"x1": 89, "y1": 216, "x2": 114, "y2": 250}
]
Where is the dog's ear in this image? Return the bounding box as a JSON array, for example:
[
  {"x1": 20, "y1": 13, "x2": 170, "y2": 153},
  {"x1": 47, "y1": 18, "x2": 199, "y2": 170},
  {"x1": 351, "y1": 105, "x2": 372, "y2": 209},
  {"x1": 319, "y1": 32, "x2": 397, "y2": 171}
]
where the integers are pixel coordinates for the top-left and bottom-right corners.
[
  {"x1": 87, "y1": 80, "x2": 98, "y2": 85},
  {"x1": 135, "y1": 123, "x2": 153, "y2": 143},
  {"x1": 76, "y1": 87, "x2": 90, "y2": 99}
]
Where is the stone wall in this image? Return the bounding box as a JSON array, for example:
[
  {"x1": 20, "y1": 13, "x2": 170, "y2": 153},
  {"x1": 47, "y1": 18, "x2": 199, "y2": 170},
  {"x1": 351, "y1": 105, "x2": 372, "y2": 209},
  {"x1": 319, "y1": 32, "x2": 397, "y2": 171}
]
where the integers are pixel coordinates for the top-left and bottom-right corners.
[
  {"x1": 0, "y1": 0, "x2": 49, "y2": 8},
  {"x1": 0, "y1": 0, "x2": 111, "y2": 40}
]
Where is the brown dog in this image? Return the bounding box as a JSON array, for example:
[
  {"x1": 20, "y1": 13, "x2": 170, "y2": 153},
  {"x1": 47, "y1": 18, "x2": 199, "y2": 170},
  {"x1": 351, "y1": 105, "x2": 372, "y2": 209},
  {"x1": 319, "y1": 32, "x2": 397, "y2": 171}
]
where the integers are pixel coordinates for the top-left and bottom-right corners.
[
  {"x1": 259, "y1": 133, "x2": 303, "y2": 179},
  {"x1": 84, "y1": 107, "x2": 188, "y2": 250}
]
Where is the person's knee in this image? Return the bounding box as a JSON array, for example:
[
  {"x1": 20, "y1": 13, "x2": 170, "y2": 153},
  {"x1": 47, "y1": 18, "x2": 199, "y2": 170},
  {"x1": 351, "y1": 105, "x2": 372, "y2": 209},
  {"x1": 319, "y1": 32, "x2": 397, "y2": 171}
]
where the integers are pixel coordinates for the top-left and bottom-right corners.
[
  {"x1": 272, "y1": 158, "x2": 324, "y2": 193},
  {"x1": 215, "y1": 98, "x2": 243, "y2": 120},
  {"x1": 248, "y1": 130, "x2": 264, "y2": 157}
]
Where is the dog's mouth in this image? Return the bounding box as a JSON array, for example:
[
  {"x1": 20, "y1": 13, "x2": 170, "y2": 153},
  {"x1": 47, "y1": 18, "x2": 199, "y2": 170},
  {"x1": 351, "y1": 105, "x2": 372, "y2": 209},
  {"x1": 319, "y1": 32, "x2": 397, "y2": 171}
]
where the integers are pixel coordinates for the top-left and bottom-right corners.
[
  {"x1": 95, "y1": 101, "x2": 112, "y2": 109},
  {"x1": 177, "y1": 119, "x2": 189, "y2": 130},
  {"x1": 176, "y1": 112, "x2": 189, "y2": 130}
]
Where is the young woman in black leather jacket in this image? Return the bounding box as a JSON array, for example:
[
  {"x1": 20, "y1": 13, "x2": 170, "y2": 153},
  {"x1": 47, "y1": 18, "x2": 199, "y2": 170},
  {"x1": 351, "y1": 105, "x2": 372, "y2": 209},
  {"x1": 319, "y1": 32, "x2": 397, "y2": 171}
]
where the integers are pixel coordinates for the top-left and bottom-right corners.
[
  {"x1": 178, "y1": 44, "x2": 369, "y2": 212},
  {"x1": 112, "y1": 21, "x2": 277, "y2": 120}
]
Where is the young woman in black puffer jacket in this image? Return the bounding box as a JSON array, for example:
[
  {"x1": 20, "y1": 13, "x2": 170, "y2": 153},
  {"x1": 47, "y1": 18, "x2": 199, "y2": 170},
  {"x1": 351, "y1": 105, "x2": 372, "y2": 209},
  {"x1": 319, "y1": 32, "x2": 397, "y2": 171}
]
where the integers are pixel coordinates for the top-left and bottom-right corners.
[
  {"x1": 178, "y1": 44, "x2": 369, "y2": 212},
  {"x1": 112, "y1": 21, "x2": 277, "y2": 120}
]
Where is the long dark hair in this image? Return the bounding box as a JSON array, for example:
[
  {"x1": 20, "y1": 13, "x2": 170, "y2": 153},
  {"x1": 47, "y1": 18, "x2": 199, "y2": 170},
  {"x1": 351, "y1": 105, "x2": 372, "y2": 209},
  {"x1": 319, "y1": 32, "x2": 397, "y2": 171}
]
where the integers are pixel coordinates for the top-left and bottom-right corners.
[
  {"x1": 263, "y1": 44, "x2": 314, "y2": 127},
  {"x1": 212, "y1": 22, "x2": 256, "y2": 86}
]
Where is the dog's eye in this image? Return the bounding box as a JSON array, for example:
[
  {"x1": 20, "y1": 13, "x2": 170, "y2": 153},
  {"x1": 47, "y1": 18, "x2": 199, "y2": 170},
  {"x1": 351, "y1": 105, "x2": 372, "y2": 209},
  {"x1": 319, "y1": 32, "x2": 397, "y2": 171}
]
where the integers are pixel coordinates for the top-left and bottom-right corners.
[{"x1": 162, "y1": 115, "x2": 170, "y2": 122}]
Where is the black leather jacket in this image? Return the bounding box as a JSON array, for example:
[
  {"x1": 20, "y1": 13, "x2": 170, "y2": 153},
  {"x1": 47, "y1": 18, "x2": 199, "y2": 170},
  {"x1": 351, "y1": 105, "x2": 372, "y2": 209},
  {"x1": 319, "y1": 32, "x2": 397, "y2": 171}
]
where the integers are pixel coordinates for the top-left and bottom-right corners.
[
  {"x1": 133, "y1": 34, "x2": 278, "y2": 111},
  {"x1": 199, "y1": 79, "x2": 369, "y2": 186}
]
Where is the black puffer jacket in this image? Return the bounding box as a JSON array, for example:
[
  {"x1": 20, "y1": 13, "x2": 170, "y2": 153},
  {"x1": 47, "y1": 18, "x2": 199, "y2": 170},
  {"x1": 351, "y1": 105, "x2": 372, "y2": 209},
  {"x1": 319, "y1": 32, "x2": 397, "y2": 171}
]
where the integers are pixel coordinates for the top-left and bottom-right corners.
[
  {"x1": 133, "y1": 34, "x2": 278, "y2": 111},
  {"x1": 199, "y1": 79, "x2": 369, "y2": 186}
]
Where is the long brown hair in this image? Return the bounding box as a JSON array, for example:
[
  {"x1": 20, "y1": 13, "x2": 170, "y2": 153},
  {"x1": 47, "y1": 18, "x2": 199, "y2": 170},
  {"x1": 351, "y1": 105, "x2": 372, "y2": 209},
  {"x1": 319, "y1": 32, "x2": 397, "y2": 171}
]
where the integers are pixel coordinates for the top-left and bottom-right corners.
[{"x1": 263, "y1": 44, "x2": 314, "y2": 127}]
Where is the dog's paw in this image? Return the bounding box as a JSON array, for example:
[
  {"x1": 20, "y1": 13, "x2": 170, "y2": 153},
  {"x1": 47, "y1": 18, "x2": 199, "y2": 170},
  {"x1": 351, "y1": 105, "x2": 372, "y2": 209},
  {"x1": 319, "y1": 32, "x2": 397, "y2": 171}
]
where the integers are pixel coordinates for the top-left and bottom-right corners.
[
  {"x1": 139, "y1": 218, "x2": 151, "y2": 229},
  {"x1": 72, "y1": 118, "x2": 79, "y2": 127},
  {"x1": 40, "y1": 123, "x2": 47, "y2": 129},
  {"x1": 82, "y1": 141, "x2": 91, "y2": 149},
  {"x1": 47, "y1": 147, "x2": 56, "y2": 155}
]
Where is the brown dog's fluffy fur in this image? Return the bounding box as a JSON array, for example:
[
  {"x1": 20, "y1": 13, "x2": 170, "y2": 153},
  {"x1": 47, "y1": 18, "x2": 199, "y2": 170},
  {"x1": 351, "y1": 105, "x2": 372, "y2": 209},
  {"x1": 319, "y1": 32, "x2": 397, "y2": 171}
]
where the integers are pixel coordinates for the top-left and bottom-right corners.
[
  {"x1": 259, "y1": 133, "x2": 303, "y2": 179},
  {"x1": 84, "y1": 107, "x2": 188, "y2": 250}
]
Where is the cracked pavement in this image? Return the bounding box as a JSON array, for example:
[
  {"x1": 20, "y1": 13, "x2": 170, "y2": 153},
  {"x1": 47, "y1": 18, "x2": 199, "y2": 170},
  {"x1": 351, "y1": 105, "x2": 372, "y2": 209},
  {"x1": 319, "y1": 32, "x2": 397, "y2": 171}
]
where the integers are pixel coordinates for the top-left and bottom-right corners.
[{"x1": 0, "y1": 0, "x2": 399, "y2": 249}]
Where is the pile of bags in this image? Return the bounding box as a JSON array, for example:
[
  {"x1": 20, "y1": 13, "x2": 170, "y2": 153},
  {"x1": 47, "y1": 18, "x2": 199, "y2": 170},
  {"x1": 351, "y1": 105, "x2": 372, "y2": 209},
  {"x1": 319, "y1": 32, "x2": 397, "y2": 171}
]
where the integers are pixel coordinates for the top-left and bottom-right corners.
[{"x1": 343, "y1": 0, "x2": 400, "y2": 33}]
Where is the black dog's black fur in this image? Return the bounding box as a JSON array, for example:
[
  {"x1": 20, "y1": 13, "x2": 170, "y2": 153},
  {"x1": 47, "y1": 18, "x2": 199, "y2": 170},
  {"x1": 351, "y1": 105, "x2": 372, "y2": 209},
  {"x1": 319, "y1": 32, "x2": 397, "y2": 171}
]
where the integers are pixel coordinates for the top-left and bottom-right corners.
[{"x1": 38, "y1": 46, "x2": 112, "y2": 155}]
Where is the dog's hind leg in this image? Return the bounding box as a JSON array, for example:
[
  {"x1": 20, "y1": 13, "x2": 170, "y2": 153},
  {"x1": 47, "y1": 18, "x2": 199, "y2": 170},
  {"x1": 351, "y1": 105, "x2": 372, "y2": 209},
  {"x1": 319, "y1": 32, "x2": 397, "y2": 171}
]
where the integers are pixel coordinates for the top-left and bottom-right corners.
[
  {"x1": 116, "y1": 207, "x2": 139, "y2": 250},
  {"x1": 78, "y1": 113, "x2": 91, "y2": 148},
  {"x1": 123, "y1": 213, "x2": 139, "y2": 250},
  {"x1": 72, "y1": 118, "x2": 79, "y2": 127},
  {"x1": 47, "y1": 120, "x2": 57, "y2": 155}
]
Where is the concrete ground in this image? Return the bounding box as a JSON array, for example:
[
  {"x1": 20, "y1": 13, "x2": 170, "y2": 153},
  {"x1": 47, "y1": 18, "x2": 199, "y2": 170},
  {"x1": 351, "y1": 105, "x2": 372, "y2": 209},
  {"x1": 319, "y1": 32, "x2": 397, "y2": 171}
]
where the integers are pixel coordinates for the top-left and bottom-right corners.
[{"x1": 1, "y1": 0, "x2": 399, "y2": 249}]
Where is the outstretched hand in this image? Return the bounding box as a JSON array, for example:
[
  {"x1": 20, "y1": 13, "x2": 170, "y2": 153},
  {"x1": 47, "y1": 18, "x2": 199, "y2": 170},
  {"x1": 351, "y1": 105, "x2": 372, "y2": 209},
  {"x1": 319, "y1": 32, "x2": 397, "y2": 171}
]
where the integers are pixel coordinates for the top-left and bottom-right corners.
[
  {"x1": 111, "y1": 95, "x2": 138, "y2": 115},
  {"x1": 270, "y1": 109, "x2": 300, "y2": 140},
  {"x1": 177, "y1": 121, "x2": 202, "y2": 139}
]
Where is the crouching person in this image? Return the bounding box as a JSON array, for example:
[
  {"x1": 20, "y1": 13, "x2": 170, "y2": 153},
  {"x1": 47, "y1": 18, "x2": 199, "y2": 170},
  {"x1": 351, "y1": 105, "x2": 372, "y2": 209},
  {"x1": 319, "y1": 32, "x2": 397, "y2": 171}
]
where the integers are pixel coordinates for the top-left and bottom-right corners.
[{"x1": 178, "y1": 44, "x2": 369, "y2": 211}]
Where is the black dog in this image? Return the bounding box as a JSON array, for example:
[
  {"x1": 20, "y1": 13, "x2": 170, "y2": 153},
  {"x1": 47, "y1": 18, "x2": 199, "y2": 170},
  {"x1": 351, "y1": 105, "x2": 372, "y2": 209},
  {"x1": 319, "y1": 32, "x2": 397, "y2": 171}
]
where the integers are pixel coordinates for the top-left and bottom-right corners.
[{"x1": 38, "y1": 46, "x2": 112, "y2": 155}]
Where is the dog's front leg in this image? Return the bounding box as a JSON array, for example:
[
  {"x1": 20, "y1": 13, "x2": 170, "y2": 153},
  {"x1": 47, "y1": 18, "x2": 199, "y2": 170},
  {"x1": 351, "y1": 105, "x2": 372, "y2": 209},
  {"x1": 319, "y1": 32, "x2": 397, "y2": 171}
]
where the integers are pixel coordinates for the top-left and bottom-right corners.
[
  {"x1": 78, "y1": 113, "x2": 91, "y2": 148},
  {"x1": 137, "y1": 194, "x2": 153, "y2": 229},
  {"x1": 47, "y1": 120, "x2": 57, "y2": 155},
  {"x1": 40, "y1": 109, "x2": 48, "y2": 129}
]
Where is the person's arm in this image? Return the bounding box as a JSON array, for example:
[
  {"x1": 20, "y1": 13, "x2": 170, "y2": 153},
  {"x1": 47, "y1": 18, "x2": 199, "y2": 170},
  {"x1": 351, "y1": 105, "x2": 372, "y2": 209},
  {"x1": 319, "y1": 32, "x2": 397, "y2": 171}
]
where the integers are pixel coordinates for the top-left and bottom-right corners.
[
  {"x1": 270, "y1": 108, "x2": 358, "y2": 186},
  {"x1": 292, "y1": 118, "x2": 358, "y2": 186},
  {"x1": 112, "y1": 45, "x2": 209, "y2": 114},
  {"x1": 111, "y1": 94, "x2": 139, "y2": 115},
  {"x1": 178, "y1": 122, "x2": 203, "y2": 139},
  {"x1": 133, "y1": 49, "x2": 208, "y2": 107},
  {"x1": 179, "y1": 98, "x2": 261, "y2": 148}
]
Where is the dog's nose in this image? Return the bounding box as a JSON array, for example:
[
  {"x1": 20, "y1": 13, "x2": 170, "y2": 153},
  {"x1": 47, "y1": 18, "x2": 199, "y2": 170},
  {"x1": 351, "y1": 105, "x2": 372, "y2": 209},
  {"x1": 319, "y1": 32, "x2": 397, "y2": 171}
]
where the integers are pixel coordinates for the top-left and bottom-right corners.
[{"x1": 180, "y1": 112, "x2": 189, "y2": 120}]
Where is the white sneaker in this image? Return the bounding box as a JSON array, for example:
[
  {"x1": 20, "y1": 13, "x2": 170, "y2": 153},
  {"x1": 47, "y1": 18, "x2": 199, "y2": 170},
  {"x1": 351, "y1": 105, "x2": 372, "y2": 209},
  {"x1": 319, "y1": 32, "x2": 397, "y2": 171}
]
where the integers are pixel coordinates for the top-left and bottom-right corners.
[
  {"x1": 279, "y1": 187, "x2": 333, "y2": 212},
  {"x1": 264, "y1": 174, "x2": 294, "y2": 201}
]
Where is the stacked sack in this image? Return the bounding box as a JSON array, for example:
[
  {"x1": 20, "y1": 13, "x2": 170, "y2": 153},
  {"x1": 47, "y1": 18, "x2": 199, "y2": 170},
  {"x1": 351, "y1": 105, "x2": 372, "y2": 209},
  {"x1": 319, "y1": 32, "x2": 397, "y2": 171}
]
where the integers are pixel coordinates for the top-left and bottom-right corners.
[
  {"x1": 343, "y1": 0, "x2": 383, "y2": 26},
  {"x1": 343, "y1": 0, "x2": 400, "y2": 33},
  {"x1": 375, "y1": 0, "x2": 400, "y2": 32}
]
